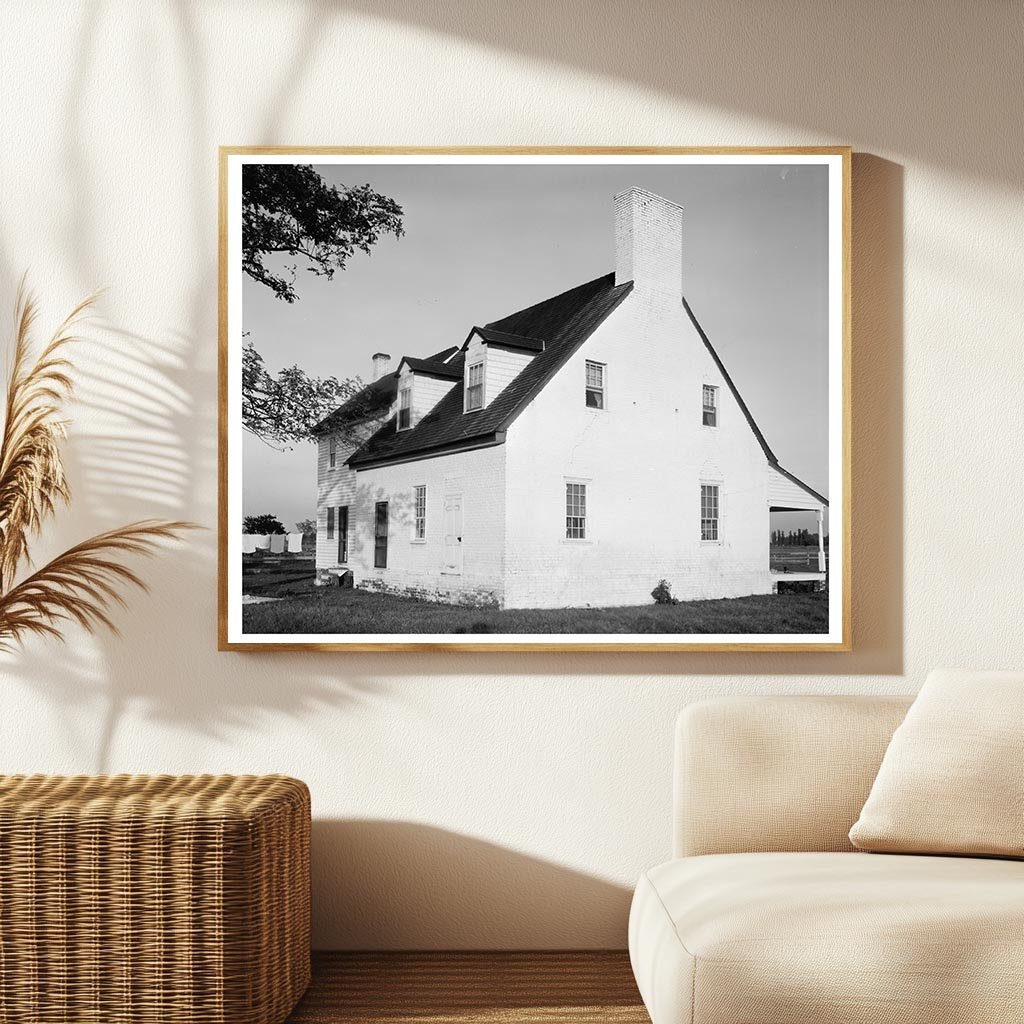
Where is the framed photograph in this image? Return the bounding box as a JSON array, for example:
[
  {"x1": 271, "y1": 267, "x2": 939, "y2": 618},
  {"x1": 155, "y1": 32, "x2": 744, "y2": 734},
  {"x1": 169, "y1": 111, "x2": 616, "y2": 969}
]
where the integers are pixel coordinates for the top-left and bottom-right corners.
[{"x1": 219, "y1": 147, "x2": 850, "y2": 651}]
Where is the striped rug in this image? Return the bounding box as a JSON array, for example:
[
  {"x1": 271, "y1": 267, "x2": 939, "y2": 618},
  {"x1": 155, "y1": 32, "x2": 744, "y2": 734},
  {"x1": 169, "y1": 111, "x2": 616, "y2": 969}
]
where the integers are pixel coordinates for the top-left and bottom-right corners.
[{"x1": 287, "y1": 951, "x2": 649, "y2": 1023}]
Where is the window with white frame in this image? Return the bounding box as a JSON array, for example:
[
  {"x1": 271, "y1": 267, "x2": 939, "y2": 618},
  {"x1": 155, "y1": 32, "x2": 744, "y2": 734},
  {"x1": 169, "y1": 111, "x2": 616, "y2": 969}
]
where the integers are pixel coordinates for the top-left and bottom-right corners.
[
  {"x1": 702, "y1": 384, "x2": 718, "y2": 427},
  {"x1": 700, "y1": 484, "x2": 720, "y2": 542},
  {"x1": 398, "y1": 386, "x2": 412, "y2": 430},
  {"x1": 329, "y1": 435, "x2": 337, "y2": 468},
  {"x1": 585, "y1": 360, "x2": 606, "y2": 409},
  {"x1": 565, "y1": 481, "x2": 587, "y2": 539},
  {"x1": 414, "y1": 485, "x2": 427, "y2": 540},
  {"x1": 465, "y1": 362, "x2": 484, "y2": 411}
]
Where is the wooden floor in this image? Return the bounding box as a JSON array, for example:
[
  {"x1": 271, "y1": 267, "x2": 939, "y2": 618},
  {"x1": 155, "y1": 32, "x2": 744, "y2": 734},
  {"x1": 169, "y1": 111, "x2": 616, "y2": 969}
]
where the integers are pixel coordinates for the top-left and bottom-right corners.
[{"x1": 287, "y1": 951, "x2": 649, "y2": 1024}]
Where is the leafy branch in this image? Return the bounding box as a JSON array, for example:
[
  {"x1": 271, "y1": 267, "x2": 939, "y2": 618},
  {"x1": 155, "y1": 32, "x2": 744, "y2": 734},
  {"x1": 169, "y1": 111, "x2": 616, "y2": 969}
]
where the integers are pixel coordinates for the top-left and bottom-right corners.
[
  {"x1": 239, "y1": 164, "x2": 404, "y2": 447},
  {"x1": 242, "y1": 164, "x2": 404, "y2": 303},
  {"x1": 241, "y1": 342, "x2": 363, "y2": 449}
]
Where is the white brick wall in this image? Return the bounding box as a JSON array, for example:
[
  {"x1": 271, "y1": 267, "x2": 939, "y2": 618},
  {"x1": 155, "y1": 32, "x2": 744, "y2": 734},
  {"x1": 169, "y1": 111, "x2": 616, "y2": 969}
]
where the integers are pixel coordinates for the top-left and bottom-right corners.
[
  {"x1": 341, "y1": 444, "x2": 507, "y2": 606},
  {"x1": 315, "y1": 415, "x2": 389, "y2": 572},
  {"x1": 502, "y1": 286, "x2": 776, "y2": 609},
  {"x1": 614, "y1": 188, "x2": 684, "y2": 297}
]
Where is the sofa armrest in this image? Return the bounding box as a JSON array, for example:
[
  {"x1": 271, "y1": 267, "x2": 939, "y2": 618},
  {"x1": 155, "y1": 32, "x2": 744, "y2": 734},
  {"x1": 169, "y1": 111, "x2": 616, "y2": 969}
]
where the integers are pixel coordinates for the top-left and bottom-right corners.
[{"x1": 674, "y1": 695, "x2": 913, "y2": 857}]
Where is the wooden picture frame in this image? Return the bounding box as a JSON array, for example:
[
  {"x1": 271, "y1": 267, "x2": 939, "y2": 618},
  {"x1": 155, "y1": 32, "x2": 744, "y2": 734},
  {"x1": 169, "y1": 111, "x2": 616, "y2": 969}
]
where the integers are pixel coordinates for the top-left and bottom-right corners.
[{"x1": 219, "y1": 147, "x2": 851, "y2": 652}]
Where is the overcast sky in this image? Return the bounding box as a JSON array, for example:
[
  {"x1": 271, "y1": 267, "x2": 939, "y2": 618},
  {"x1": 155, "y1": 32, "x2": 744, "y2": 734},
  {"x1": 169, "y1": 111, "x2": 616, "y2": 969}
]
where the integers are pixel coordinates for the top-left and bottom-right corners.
[{"x1": 242, "y1": 161, "x2": 829, "y2": 533}]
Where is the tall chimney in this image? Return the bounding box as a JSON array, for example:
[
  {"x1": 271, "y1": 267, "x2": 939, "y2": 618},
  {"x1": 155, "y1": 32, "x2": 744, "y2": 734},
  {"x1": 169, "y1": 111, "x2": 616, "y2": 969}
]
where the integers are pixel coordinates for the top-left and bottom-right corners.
[
  {"x1": 372, "y1": 352, "x2": 391, "y2": 381},
  {"x1": 614, "y1": 188, "x2": 683, "y2": 297}
]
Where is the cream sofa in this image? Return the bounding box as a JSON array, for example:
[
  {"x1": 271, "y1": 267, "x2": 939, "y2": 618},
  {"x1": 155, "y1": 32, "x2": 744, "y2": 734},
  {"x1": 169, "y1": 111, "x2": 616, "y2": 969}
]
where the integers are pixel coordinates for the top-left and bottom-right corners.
[{"x1": 628, "y1": 695, "x2": 1024, "y2": 1024}]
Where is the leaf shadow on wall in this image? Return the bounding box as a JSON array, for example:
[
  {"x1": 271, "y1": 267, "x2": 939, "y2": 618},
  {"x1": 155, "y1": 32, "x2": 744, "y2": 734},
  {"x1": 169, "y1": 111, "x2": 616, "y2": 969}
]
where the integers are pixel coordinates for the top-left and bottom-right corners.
[
  {"x1": 1, "y1": 318, "x2": 390, "y2": 773},
  {"x1": 311, "y1": 820, "x2": 633, "y2": 949},
  {"x1": 0, "y1": 0, "x2": 392, "y2": 773},
  {"x1": 333, "y1": 0, "x2": 1021, "y2": 190},
  {"x1": 0, "y1": 5, "x2": 908, "y2": 784}
]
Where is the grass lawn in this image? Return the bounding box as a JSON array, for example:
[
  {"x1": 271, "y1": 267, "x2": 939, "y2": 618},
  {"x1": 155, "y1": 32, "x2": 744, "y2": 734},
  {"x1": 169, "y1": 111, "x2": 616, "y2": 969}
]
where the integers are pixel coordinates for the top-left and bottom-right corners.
[
  {"x1": 241, "y1": 570, "x2": 829, "y2": 635},
  {"x1": 242, "y1": 555, "x2": 318, "y2": 597}
]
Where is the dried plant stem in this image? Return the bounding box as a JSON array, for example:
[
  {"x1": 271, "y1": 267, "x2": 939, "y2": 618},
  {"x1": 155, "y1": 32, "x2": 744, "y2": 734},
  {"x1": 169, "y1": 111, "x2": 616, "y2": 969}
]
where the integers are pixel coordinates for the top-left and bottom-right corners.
[{"x1": 0, "y1": 282, "x2": 197, "y2": 651}]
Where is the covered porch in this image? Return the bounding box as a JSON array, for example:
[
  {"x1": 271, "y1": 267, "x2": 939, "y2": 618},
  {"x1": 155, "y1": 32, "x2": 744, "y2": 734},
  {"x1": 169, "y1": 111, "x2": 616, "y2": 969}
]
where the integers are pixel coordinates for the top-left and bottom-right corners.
[{"x1": 768, "y1": 466, "x2": 828, "y2": 592}]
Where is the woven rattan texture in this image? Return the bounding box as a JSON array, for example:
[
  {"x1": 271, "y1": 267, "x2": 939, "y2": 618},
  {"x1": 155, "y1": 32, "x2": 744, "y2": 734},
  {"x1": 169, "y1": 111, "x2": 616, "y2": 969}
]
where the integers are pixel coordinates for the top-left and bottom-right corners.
[{"x1": 0, "y1": 774, "x2": 310, "y2": 1024}]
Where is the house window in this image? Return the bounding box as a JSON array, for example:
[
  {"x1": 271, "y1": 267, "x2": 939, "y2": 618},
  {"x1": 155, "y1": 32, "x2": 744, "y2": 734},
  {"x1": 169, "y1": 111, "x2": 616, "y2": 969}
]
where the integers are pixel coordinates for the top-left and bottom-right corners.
[
  {"x1": 585, "y1": 361, "x2": 605, "y2": 409},
  {"x1": 329, "y1": 435, "x2": 337, "y2": 468},
  {"x1": 702, "y1": 384, "x2": 718, "y2": 427},
  {"x1": 326, "y1": 506, "x2": 335, "y2": 540},
  {"x1": 398, "y1": 386, "x2": 412, "y2": 430},
  {"x1": 701, "y1": 484, "x2": 720, "y2": 542},
  {"x1": 565, "y1": 482, "x2": 587, "y2": 540},
  {"x1": 374, "y1": 501, "x2": 389, "y2": 568},
  {"x1": 465, "y1": 362, "x2": 484, "y2": 412},
  {"x1": 337, "y1": 506, "x2": 348, "y2": 563},
  {"x1": 414, "y1": 485, "x2": 427, "y2": 541}
]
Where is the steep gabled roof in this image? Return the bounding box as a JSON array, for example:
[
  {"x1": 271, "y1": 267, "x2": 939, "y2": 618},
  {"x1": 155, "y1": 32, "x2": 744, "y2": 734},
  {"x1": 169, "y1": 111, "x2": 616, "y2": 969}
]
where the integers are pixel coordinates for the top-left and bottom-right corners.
[
  {"x1": 346, "y1": 274, "x2": 632, "y2": 467},
  {"x1": 682, "y1": 296, "x2": 828, "y2": 507}
]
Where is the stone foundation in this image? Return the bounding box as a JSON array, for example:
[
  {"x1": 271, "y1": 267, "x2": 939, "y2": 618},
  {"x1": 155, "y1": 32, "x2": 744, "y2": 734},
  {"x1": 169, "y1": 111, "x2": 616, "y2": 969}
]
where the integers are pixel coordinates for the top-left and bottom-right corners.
[{"x1": 356, "y1": 575, "x2": 501, "y2": 609}]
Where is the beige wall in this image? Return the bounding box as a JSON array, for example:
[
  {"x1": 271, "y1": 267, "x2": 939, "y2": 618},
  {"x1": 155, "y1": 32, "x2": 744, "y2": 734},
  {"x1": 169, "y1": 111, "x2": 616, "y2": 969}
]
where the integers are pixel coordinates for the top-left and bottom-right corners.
[{"x1": 0, "y1": 1, "x2": 1021, "y2": 950}]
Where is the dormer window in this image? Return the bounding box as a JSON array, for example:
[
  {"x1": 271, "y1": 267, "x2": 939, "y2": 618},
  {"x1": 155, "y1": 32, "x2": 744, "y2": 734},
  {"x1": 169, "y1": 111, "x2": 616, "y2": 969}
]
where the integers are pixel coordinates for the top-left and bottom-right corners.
[
  {"x1": 465, "y1": 362, "x2": 484, "y2": 412},
  {"x1": 702, "y1": 384, "x2": 718, "y2": 427},
  {"x1": 398, "y1": 386, "x2": 412, "y2": 430},
  {"x1": 585, "y1": 361, "x2": 605, "y2": 409}
]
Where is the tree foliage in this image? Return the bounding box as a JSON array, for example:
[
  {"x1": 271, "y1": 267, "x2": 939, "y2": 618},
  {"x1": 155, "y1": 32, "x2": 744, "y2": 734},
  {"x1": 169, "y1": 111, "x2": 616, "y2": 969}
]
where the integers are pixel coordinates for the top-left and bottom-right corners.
[
  {"x1": 242, "y1": 164, "x2": 404, "y2": 303},
  {"x1": 243, "y1": 514, "x2": 286, "y2": 536},
  {"x1": 295, "y1": 518, "x2": 316, "y2": 538},
  {"x1": 242, "y1": 342, "x2": 362, "y2": 450},
  {"x1": 240, "y1": 164, "x2": 404, "y2": 447}
]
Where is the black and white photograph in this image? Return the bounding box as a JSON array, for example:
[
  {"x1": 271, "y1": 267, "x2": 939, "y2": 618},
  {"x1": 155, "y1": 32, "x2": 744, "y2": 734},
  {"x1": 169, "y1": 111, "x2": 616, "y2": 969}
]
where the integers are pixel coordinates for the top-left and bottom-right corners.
[{"x1": 220, "y1": 149, "x2": 849, "y2": 650}]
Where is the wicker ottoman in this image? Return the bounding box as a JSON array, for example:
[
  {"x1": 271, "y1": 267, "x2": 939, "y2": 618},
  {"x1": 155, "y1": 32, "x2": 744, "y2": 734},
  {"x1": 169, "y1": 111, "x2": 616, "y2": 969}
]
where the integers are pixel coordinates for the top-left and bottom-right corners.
[{"x1": 0, "y1": 774, "x2": 310, "y2": 1024}]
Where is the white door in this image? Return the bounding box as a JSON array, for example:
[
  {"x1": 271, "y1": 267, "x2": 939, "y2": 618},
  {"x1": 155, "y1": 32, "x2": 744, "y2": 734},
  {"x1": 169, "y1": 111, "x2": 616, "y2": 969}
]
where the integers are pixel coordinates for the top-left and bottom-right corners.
[{"x1": 443, "y1": 494, "x2": 463, "y2": 575}]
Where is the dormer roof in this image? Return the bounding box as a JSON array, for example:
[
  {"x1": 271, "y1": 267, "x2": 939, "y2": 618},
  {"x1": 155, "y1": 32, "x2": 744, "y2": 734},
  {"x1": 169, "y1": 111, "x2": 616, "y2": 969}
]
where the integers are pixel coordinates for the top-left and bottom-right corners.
[
  {"x1": 397, "y1": 355, "x2": 463, "y2": 381},
  {"x1": 470, "y1": 326, "x2": 545, "y2": 352}
]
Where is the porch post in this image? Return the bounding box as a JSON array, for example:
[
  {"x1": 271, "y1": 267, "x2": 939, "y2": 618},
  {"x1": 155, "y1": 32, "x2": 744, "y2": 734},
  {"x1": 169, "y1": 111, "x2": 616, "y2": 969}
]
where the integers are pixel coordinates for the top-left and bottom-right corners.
[{"x1": 817, "y1": 509, "x2": 826, "y2": 572}]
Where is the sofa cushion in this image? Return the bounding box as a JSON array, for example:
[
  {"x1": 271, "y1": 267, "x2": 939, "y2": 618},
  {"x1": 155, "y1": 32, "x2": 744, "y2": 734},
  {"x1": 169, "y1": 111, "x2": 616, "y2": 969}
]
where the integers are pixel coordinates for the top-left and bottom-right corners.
[
  {"x1": 675, "y1": 695, "x2": 912, "y2": 857},
  {"x1": 849, "y1": 669, "x2": 1024, "y2": 857},
  {"x1": 629, "y1": 852, "x2": 1024, "y2": 1024}
]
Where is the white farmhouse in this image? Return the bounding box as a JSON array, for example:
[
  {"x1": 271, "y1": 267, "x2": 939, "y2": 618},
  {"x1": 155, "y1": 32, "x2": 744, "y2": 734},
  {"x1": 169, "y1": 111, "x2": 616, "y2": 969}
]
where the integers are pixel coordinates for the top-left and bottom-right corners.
[{"x1": 313, "y1": 188, "x2": 826, "y2": 609}]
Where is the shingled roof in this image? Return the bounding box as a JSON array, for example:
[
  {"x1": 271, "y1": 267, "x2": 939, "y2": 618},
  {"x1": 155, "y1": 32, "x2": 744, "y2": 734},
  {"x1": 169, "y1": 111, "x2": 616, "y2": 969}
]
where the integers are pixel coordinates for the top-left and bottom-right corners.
[{"x1": 346, "y1": 273, "x2": 632, "y2": 468}]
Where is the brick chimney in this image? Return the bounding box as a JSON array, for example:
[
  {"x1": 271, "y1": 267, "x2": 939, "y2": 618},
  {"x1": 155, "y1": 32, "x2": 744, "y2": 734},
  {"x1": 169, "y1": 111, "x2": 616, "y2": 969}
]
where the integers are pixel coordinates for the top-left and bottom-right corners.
[
  {"x1": 372, "y1": 352, "x2": 391, "y2": 381},
  {"x1": 614, "y1": 188, "x2": 683, "y2": 297}
]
